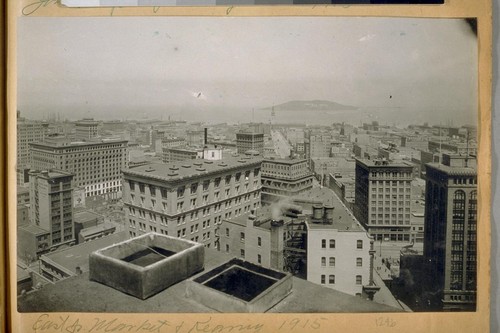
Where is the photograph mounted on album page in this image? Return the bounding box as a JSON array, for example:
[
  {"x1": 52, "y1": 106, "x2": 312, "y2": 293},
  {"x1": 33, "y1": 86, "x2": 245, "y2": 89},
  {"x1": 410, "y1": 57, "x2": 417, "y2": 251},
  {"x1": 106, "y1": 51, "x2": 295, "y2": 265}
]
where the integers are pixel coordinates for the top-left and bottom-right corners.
[{"x1": 5, "y1": 0, "x2": 492, "y2": 332}]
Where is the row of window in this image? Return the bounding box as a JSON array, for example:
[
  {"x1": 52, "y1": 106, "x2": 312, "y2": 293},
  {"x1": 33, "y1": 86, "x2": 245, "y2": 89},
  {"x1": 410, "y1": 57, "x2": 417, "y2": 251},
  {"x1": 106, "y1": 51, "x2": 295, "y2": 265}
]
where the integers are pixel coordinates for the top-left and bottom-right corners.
[
  {"x1": 321, "y1": 239, "x2": 363, "y2": 250},
  {"x1": 320, "y1": 257, "x2": 362, "y2": 267},
  {"x1": 320, "y1": 274, "x2": 363, "y2": 285}
]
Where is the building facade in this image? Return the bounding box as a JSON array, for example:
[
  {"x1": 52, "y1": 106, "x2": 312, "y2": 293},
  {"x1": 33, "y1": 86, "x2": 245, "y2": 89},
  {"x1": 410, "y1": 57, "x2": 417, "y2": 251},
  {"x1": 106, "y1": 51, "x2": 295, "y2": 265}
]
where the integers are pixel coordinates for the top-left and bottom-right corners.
[
  {"x1": 122, "y1": 155, "x2": 263, "y2": 248},
  {"x1": 74, "y1": 119, "x2": 99, "y2": 141},
  {"x1": 261, "y1": 158, "x2": 314, "y2": 204},
  {"x1": 30, "y1": 137, "x2": 128, "y2": 198},
  {"x1": 354, "y1": 159, "x2": 414, "y2": 242},
  {"x1": 236, "y1": 132, "x2": 264, "y2": 155},
  {"x1": 29, "y1": 170, "x2": 75, "y2": 251},
  {"x1": 424, "y1": 155, "x2": 477, "y2": 311},
  {"x1": 302, "y1": 192, "x2": 374, "y2": 297}
]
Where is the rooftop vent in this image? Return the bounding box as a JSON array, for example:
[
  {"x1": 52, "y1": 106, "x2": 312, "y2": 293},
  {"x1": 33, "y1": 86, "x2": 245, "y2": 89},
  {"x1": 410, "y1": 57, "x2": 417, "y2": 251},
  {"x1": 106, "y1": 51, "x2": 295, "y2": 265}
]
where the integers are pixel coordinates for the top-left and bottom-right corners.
[
  {"x1": 182, "y1": 164, "x2": 191, "y2": 168},
  {"x1": 187, "y1": 258, "x2": 292, "y2": 312},
  {"x1": 193, "y1": 162, "x2": 203, "y2": 166},
  {"x1": 219, "y1": 162, "x2": 228, "y2": 167},
  {"x1": 169, "y1": 166, "x2": 179, "y2": 171},
  {"x1": 196, "y1": 167, "x2": 206, "y2": 172},
  {"x1": 89, "y1": 233, "x2": 204, "y2": 300}
]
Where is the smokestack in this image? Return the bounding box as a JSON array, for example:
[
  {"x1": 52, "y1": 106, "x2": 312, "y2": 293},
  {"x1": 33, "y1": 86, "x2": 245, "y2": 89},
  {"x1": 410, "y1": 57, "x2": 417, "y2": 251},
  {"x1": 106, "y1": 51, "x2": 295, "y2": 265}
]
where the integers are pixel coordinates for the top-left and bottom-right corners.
[
  {"x1": 324, "y1": 205, "x2": 334, "y2": 222},
  {"x1": 312, "y1": 204, "x2": 324, "y2": 220},
  {"x1": 204, "y1": 128, "x2": 208, "y2": 145}
]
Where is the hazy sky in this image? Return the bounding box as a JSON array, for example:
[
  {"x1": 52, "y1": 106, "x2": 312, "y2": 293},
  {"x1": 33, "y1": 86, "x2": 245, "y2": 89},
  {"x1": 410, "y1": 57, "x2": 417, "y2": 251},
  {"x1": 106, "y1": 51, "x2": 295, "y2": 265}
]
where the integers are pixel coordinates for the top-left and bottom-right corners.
[{"x1": 17, "y1": 17, "x2": 477, "y2": 124}]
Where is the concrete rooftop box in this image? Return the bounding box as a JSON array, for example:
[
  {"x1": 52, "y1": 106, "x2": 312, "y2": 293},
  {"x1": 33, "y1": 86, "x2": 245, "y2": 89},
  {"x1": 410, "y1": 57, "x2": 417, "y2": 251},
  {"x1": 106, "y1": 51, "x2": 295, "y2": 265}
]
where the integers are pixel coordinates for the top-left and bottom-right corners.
[
  {"x1": 186, "y1": 258, "x2": 292, "y2": 312},
  {"x1": 89, "y1": 233, "x2": 204, "y2": 300}
]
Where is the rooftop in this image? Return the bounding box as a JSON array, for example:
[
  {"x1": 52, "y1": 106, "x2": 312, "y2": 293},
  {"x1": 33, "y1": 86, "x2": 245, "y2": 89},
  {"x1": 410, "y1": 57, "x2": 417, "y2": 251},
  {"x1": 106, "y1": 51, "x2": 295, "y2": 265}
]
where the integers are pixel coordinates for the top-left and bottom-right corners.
[
  {"x1": 19, "y1": 248, "x2": 401, "y2": 313},
  {"x1": 30, "y1": 136, "x2": 127, "y2": 148},
  {"x1": 29, "y1": 169, "x2": 74, "y2": 180},
  {"x1": 425, "y1": 163, "x2": 477, "y2": 176},
  {"x1": 263, "y1": 158, "x2": 307, "y2": 165},
  {"x1": 40, "y1": 232, "x2": 128, "y2": 275},
  {"x1": 79, "y1": 222, "x2": 116, "y2": 237},
  {"x1": 293, "y1": 188, "x2": 365, "y2": 232},
  {"x1": 123, "y1": 155, "x2": 262, "y2": 182},
  {"x1": 356, "y1": 158, "x2": 415, "y2": 169},
  {"x1": 18, "y1": 224, "x2": 49, "y2": 235},
  {"x1": 74, "y1": 211, "x2": 101, "y2": 224}
]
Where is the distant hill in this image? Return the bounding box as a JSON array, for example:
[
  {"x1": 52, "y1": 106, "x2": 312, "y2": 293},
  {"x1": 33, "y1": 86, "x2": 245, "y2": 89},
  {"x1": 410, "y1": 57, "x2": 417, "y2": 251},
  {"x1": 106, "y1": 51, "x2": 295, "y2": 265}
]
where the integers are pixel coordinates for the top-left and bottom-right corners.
[{"x1": 262, "y1": 100, "x2": 358, "y2": 112}]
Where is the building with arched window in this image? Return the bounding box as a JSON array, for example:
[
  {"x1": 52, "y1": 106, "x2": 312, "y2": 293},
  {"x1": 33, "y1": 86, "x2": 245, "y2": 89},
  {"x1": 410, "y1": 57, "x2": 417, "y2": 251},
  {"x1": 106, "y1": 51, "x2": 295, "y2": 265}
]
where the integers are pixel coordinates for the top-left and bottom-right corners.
[{"x1": 424, "y1": 154, "x2": 477, "y2": 311}]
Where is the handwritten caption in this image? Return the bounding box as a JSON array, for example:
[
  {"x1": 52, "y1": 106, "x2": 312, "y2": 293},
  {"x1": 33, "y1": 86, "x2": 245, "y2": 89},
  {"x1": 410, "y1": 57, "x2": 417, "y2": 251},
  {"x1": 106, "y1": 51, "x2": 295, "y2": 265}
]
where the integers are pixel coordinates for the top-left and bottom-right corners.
[
  {"x1": 30, "y1": 314, "x2": 333, "y2": 333},
  {"x1": 30, "y1": 313, "x2": 398, "y2": 333}
]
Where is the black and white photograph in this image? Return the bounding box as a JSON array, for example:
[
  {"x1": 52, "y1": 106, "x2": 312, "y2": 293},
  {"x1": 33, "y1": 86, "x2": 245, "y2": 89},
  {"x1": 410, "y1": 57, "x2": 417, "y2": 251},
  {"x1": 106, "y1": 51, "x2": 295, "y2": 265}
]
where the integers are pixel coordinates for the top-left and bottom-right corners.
[{"x1": 14, "y1": 16, "x2": 479, "y2": 314}]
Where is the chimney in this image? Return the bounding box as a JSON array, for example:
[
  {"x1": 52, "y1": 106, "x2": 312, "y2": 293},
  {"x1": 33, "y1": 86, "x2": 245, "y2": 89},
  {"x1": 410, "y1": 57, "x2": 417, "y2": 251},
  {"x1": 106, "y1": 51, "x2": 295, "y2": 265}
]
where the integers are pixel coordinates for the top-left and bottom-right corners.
[
  {"x1": 324, "y1": 205, "x2": 334, "y2": 223},
  {"x1": 204, "y1": 128, "x2": 208, "y2": 145},
  {"x1": 312, "y1": 204, "x2": 324, "y2": 220}
]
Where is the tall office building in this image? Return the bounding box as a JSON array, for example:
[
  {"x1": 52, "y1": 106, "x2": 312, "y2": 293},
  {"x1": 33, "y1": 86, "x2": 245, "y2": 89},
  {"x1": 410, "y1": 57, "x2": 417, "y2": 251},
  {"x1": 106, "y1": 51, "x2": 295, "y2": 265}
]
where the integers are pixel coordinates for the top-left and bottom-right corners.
[
  {"x1": 29, "y1": 170, "x2": 75, "y2": 247},
  {"x1": 236, "y1": 132, "x2": 264, "y2": 155},
  {"x1": 74, "y1": 118, "x2": 99, "y2": 141},
  {"x1": 261, "y1": 158, "x2": 314, "y2": 204},
  {"x1": 122, "y1": 154, "x2": 263, "y2": 248},
  {"x1": 17, "y1": 119, "x2": 49, "y2": 168},
  {"x1": 424, "y1": 154, "x2": 477, "y2": 311},
  {"x1": 30, "y1": 136, "x2": 128, "y2": 198},
  {"x1": 354, "y1": 159, "x2": 414, "y2": 241}
]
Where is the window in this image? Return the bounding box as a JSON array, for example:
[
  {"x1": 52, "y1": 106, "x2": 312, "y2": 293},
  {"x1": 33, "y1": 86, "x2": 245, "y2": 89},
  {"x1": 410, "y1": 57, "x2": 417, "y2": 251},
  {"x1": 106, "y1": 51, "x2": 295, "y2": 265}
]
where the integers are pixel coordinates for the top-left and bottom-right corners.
[
  {"x1": 329, "y1": 275, "x2": 335, "y2": 284},
  {"x1": 321, "y1": 257, "x2": 326, "y2": 266},
  {"x1": 240, "y1": 249, "x2": 245, "y2": 258},
  {"x1": 226, "y1": 244, "x2": 229, "y2": 252},
  {"x1": 226, "y1": 228, "x2": 229, "y2": 237},
  {"x1": 240, "y1": 232, "x2": 245, "y2": 242},
  {"x1": 321, "y1": 239, "x2": 326, "y2": 248},
  {"x1": 357, "y1": 258, "x2": 363, "y2": 267},
  {"x1": 329, "y1": 257, "x2": 335, "y2": 267},
  {"x1": 357, "y1": 240, "x2": 363, "y2": 249},
  {"x1": 257, "y1": 254, "x2": 262, "y2": 264},
  {"x1": 320, "y1": 275, "x2": 325, "y2": 284},
  {"x1": 329, "y1": 239, "x2": 335, "y2": 249},
  {"x1": 356, "y1": 275, "x2": 362, "y2": 285},
  {"x1": 257, "y1": 237, "x2": 262, "y2": 247}
]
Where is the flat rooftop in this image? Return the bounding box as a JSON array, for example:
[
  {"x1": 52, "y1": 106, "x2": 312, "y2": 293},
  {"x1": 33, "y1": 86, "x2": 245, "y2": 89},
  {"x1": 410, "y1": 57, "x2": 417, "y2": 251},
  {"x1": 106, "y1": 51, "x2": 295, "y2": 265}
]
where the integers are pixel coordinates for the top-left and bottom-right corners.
[
  {"x1": 19, "y1": 248, "x2": 401, "y2": 313},
  {"x1": 426, "y1": 163, "x2": 477, "y2": 176},
  {"x1": 74, "y1": 211, "x2": 101, "y2": 224},
  {"x1": 123, "y1": 155, "x2": 262, "y2": 182},
  {"x1": 356, "y1": 158, "x2": 414, "y2": 169},
  {"x1": 40, "y1": 232, "x2": 127, "y2": 275},
  {"x1": 18, "y1": 224, "x2": 48, "y2": 235},
  {"x1": 292, "y1": 188, "x2": 365, "y2": 232},
  {"x1": 79, "y1": 222, "x2": 116, "y2": 238}
]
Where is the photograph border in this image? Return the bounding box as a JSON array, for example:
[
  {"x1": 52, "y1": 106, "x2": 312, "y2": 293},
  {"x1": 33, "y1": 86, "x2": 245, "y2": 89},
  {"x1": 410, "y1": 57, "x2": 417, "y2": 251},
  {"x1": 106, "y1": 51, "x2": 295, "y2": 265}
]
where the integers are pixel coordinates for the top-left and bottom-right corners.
[{"x1": 6, "y1": 1, "x2": 492, "y2": 332}]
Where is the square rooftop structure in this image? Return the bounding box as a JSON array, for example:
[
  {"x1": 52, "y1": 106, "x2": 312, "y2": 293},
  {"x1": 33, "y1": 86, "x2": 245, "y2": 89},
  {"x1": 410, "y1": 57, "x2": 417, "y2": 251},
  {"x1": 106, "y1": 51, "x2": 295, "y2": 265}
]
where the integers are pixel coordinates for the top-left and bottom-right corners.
[
  {"x1": 89, "y1": 233, "x2": 204, "y2": 300},
  {"x1": 187, "y1": 258, "x2": 292, "y2": 312}
]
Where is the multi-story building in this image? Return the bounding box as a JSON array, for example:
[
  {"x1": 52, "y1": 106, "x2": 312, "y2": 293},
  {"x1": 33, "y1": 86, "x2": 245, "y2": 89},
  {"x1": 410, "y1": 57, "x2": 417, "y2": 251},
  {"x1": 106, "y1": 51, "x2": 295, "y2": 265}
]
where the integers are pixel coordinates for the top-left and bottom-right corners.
[
  {"x1": 353, "y1": 159, "x2": 414, "y2": 242},
  {"x1": 74, "y1": 118, "x2": 99, "y2": 141},
  {"x1": 163, "y1": 147, "x2": 201, "y2": 163},
  {"x1": 122, "y1": 154, "x2": 263, "y2": 248},
  {"x1": 260, "y1": 158, "x2": 313, "y2": 204},
  {"x1": 306, "y1": 203, "x2": 374, "y2": 297},
  {"x1": 28, "y1": 170, "x2": 75, "y2": 251},
  {"x1": 219, "y1": 207, "x2": 288, "y2": 270},
  {"x1": 236, "y1": 132, "x2": 264, "y2": 155},
  {"x1": 29, "y1": 136, "x2": 128, "y2": 198},
  {"x1": 424, "y1": 154, "x2": 477, "y2": 311},
  {"x1": 17, "y1": 116, "x2": 49, "y2": 168},
  {"x1": 161, "y1": 137, "x2": 186, "y2": 149}
]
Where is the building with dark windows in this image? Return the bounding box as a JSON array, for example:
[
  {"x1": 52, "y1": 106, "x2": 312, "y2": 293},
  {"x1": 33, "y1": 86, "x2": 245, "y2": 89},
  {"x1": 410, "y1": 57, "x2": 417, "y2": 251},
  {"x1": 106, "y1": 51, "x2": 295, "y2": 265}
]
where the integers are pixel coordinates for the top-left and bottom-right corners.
[
  {"x1": 261, "y1": 158, "x2": 314, "y2": 204},
  {"x1": 424, "y1": 154, "x2": 477, "y2": 311},
  {"x1": 29, "y1": 136, "x2": 128, "y2": 199},
  {"x1": 354, "y1": 159, "x2": 414, "y2": 242},
  {"x1": 236, "y1": 131, "x2": 264, "y2": 155},
  {"x1": 74, "y1": 118, "x2": 99, "y2": 141},
  {"x1": 18, "y1": 170, "x2": 75, "y2": 260},
  {"x1": 122, "y1": 154, "x2": 262, "y2": 248}
]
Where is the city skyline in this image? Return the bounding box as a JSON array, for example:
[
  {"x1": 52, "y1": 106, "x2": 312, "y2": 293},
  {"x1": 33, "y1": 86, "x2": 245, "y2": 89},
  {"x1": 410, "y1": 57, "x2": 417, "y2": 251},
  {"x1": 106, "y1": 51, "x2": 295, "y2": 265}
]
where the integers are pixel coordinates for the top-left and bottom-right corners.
[{"x1": 18, "y1": 17, "x2": 477, "y2": 126}]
